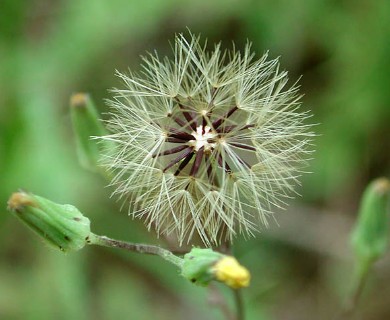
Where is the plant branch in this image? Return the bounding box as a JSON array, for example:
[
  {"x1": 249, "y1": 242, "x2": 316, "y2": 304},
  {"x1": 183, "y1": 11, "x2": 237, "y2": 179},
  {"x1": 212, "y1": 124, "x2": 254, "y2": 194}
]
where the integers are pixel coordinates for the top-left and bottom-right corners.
[{"x1": 88, "y1": 233, "x2": 184, "y2": 268}]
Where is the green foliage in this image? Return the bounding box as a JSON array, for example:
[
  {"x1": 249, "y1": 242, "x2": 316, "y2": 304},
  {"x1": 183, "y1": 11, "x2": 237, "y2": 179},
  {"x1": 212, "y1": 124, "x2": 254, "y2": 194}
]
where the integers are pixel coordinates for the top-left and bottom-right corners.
[{"x1": 1, "y1": 0, "x2": 390, "y2": 319}]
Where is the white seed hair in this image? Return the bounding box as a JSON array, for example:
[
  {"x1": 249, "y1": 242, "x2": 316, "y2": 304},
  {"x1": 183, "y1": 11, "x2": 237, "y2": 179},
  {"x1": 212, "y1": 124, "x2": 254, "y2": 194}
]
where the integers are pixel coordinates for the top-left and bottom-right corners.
[{"x1": 99, "y1": 32, "x2": 314, "y2": 246}]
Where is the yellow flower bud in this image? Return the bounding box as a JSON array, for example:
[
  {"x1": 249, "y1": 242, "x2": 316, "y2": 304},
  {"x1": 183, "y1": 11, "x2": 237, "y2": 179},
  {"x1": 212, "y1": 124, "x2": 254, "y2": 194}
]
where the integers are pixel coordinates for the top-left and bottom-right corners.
[{"x1": 212, "y1": 256, "x2": 250, "y2": 289}]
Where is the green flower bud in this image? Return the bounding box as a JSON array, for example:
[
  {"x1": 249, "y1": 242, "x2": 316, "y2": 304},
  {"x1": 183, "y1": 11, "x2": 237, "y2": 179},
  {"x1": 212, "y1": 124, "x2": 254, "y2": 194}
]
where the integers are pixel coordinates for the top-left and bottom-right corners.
[
  {"x1": 7, "y1": 191, "x2": 91, "y2": 252},
  {"x1": 181, "y1": 248, "x2": 250, "y2": 289},
  {"x1": 181, "y1": 248, "x2": 223, "y2": 286},
  {"x1": 351, "y1": 178, "x2": 390, "y2": 262},
  {"x1": 70, "y1": 93, "x2": 107, "y2": 172}
]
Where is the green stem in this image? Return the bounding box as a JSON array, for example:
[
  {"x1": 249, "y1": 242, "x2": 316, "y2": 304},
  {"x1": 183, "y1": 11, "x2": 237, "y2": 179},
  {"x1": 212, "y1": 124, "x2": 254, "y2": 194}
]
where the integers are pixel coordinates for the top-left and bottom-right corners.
[
  {"x1": 88, "y1": 233, "x2": 184, "y2": 268},
  {"x1": 233, "y1": 289, "x2": 244, "y2": 320},
  {"x1": 336, "y1": 258, "x2": 372, "y2": 319},
  {"x1": 346, "y1": 259, "x2": 371, "y2": 312}
]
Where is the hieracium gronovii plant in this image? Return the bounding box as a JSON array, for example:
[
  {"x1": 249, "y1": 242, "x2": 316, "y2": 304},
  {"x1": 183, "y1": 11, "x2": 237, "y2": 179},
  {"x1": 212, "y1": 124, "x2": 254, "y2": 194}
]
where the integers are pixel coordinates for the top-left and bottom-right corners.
[{"x1": 99, "y1": 33, "x2": 313, "y2": 246}]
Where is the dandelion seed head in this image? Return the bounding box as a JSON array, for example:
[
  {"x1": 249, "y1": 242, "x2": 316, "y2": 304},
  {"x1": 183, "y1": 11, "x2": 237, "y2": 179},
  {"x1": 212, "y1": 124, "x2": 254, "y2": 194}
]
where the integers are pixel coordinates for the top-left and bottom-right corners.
[{"x1": 99, "y1": 32, "x2": 314, "y2": 246}]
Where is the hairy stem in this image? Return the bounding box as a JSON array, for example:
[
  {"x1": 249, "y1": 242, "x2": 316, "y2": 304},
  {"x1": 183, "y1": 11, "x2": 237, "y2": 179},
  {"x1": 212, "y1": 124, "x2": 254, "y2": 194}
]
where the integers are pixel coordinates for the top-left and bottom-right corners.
[{"x1": 88, "y1": 233, "x2": 184, "y2": 267}]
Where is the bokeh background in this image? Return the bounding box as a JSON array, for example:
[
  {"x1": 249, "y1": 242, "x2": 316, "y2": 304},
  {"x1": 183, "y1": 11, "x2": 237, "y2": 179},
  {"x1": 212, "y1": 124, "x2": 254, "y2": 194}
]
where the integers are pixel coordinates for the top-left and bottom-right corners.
[{"x1": 1, "y1": 1, "x2": 389, "y2": 319}]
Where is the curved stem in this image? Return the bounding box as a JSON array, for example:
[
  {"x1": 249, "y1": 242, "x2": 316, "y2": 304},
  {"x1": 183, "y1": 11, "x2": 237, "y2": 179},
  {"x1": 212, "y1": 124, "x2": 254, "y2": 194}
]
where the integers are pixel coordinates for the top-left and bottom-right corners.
[{"x1": 88, "y1": 233, "x2": 184, "y2": 268}]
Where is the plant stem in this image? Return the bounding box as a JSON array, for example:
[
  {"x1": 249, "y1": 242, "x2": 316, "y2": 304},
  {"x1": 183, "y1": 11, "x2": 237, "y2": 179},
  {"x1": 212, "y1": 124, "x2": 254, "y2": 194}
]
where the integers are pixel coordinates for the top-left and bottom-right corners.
[
  {"x1": 336, "y1": 259, "x2": 372, "y2": 319},
  {"x1": 344, "y1": 259, "x2": 371, "y2": 315},
  {"x1": 208, "y1": 284, "x2": 235, "y2": 320},
  {"x1": 88, "y1": 233, "x2": 184, "y2": 268},
  {"x1": 233, "y1": 289, "x2": 244, "y2": 320}
]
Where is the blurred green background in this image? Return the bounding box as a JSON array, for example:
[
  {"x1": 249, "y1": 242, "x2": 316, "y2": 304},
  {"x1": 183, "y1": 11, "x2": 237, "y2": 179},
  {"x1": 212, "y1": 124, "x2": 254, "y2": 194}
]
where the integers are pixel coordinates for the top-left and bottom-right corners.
[{"x1": 1, "y1": 0, "x2": 389, "y2": 319}]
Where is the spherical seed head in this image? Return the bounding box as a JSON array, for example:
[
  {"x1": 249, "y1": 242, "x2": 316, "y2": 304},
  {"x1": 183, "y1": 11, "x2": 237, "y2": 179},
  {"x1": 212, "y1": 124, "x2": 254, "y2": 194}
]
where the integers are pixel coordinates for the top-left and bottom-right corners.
[{"x1": 100, "y1": 33, "x2": 314, "y2": 246}]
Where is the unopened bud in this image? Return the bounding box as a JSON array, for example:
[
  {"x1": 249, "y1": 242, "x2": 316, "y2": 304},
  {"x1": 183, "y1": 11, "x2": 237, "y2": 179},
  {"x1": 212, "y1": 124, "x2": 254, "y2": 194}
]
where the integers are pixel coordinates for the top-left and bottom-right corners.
[
  {"x1": 181, "y1": 248, "x2": 250, "y2": 289},
  {"x1": 212, "y1": 256, "x2": 250, "y2": 289},
  {"x1": 7, "y1": 191, "x2": 91, "y2": 252},
  {"x1": 351, "y1": 178, "x2": 390, "y2": 262},
  {"x1": 70, "y1": 93, "x2": 107, "y2": 171}
]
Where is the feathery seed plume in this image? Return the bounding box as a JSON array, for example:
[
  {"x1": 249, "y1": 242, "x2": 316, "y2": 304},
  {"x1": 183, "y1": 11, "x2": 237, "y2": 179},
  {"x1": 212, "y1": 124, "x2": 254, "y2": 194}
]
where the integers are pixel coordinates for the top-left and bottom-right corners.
[{"x1": 99, "y1": 33, "x2": 313, "y2": 246}]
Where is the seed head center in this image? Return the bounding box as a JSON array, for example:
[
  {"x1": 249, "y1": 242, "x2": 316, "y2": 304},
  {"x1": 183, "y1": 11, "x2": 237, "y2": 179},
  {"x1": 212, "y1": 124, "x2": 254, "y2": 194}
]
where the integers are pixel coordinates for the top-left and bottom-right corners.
[{"x1": 190, "y1": 125, "x2": 217, "y2": 152}]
